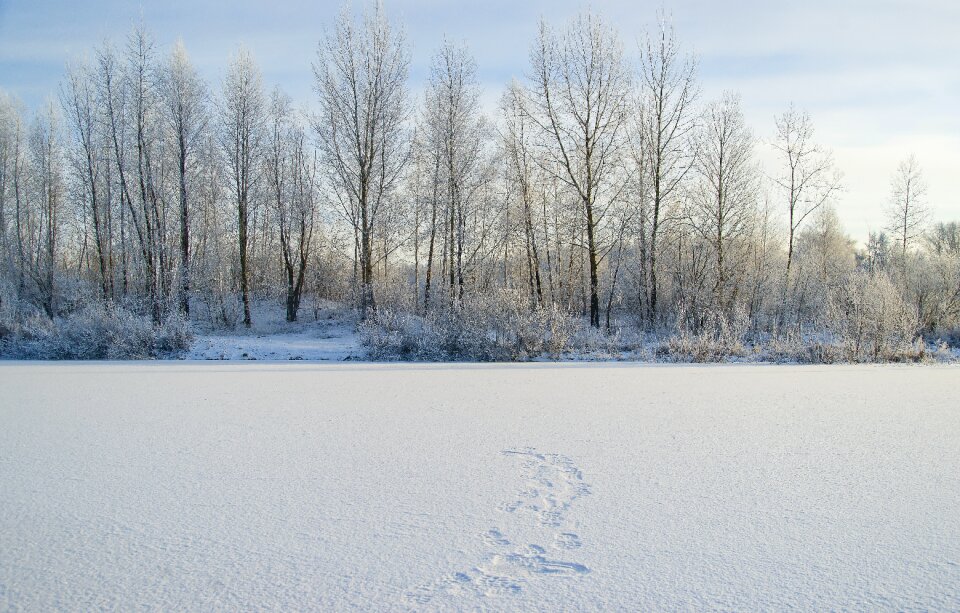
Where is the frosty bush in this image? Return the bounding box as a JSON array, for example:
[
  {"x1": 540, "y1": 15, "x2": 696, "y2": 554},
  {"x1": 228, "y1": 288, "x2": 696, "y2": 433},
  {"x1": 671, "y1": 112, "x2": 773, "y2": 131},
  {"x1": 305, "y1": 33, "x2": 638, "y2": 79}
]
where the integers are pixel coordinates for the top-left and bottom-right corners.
[
  {"x1": 360, "y1": 290, "x2": 580, "y2": 361},
  {"x1": 357, "y1": 281, "x2": 946, "y2": 363},
  {"x1": 200, "y1": 289, "x2": 243, "y2": 329},
  {"x1": 655, "y1": 304, "x2": 752, "y2": 362},
  {"x1": 153, "y1": 310, "x2": 195, "y2": 355},
  {"x1": 826, "y1": 270, "x2": 923, "y2": 361},
  {"x1": 0, "y1": 304, "x2": 194, "y2": 360}
]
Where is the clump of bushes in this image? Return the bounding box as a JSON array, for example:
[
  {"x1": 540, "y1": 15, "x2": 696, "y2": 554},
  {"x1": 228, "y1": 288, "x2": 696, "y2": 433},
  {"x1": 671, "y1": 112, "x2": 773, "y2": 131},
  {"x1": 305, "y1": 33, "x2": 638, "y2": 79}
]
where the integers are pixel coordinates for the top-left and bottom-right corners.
[
  {"x1": 652, "y1": 271, "x2": 936, "y2": 364},
  {"x1": 360, "y1": 290, "x2": 579, "y2": 361},
  {"x1": 0, "y1": 303, "x2": 193, "y2": 360},
  {"x1": 654, "y1": 305, "x2": 752, "y2": 362},
  {"x1": 824, "y1": 270, "x2": 924, "y2": 362},
  {"x1": 359, "y1": 272, "x2": 954, "y2": 363}
]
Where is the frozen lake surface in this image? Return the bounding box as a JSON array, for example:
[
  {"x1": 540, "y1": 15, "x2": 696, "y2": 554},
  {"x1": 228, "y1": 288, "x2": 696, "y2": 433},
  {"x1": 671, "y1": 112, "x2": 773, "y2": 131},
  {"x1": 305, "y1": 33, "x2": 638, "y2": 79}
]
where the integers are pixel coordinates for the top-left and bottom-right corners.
[{"x1": 1, "y1": 363, "x2": 959, "y2": 610}]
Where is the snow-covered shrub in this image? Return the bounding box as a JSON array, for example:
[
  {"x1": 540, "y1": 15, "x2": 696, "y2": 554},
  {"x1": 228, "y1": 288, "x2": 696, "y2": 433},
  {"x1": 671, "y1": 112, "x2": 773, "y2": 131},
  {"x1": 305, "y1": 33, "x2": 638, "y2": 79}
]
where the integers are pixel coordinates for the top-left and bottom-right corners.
[
  {"x1": 55, "y1": 305, "x2": 149, "y2": 359},
  {"x1": 564, "y1": 321, "x2": 626, "y2": 358},
  {"x1": 196, "y1": 287, "x2": 242, "y2": 329},
  {"x1": 154, "y1": 310, "x2": 194, "y2": 356},
  {"x1": 492, "y1": 299, "x2": 579, "y2": 358},
  {"x1": 655, "y1": 304, "x2": 751, "y2": 362},
  {"x1": 826, "y1": 270, "x2": 923, "y2": 361},
  {"x1": 360, "y1": 290, "x2": 581, "y2": 361},
  {"x1": 0, "y1": 312, "x2": 50, "y2": 357},
  {"x1": 0, "y1": 280, "x2": 20, "y2": 341},
  {"x1": 0, "y1": 304, "x2": 194, "y2": 360},
  {"x1": 360, "y1": 309, "x2": 431, "y2": 360},
  {"x1": 761, "y1": 334, "x2": 848, "y2": 364}
]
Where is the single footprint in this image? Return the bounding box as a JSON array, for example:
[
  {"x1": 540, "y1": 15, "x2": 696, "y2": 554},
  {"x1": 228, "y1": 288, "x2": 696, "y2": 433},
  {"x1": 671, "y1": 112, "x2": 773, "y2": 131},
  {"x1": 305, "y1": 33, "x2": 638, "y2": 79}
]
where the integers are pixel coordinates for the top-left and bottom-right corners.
[
  {"x1": 404, "y1": 583, "x2": 437, "y2": 605},
  {"x1": 482, "y1": 528, "x2": 511, "y2": 547},
  {"x1": 554, "y1": 532, "x2": 582, "y2": 550},
  {"x1": 474, "y1": 570, "x2": 523, "y2": 596},
  {"x1": 506, "y1": 544, "x2": 590, "y2": 575}
]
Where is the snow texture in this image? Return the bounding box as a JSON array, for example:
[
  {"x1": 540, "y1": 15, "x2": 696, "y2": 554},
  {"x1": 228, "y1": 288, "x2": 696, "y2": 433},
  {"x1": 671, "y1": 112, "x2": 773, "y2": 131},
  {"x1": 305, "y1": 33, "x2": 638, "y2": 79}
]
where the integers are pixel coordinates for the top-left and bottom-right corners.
[
  {"x1": 1, "y1": 363, "x2": 959, "y2": 610},
  {"x1": 187, "y1": 309, "x2": 362, "y2": 362}
]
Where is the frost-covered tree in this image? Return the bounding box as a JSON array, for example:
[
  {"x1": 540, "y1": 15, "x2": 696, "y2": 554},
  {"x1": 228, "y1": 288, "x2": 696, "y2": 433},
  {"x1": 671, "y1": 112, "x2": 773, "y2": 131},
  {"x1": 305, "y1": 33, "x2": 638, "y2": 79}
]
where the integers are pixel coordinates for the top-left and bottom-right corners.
[
  {"x1": 127, "y1": 26, "x2": 170, "y2": 322},
  {"x1": 500, "y1": 80, "x2": 545, "y2": 307},
  {"x1": 220, "y1": 47, "x2": 265, "y2": 327},
  {"x1": 636, "y1": 14, "x2": 698, "y2": 324},
  {"x1": 26, "y1": 102, "x2": 65, "y2": 318},
  {"x1": 420, "y1": 39, "x2": 488, "y2": 307},
  {"x1": 266, "y1": 88, "x2": 317, "y2": 322},
  {"x1": 886, "y1": 154, "x2": 929, "y2": 265},
  {"x1": 161, "y1": 40, "x2": 207, "y2": 316},
  {"x1": 688, "y1": 92, "x2": 757, "y2": 310},
  {"x1": 0, "y1": 94, "x2": 13, "y2": 290},
  {"x1": 772, "y1": 105, "x2": 843, "y2": 276},
  {"x1": 313, "y1": 2, "x2": 410, "y2": 317},
  {"x1": 61, "y1": 59, "x2": 113, "y2": 300},
  {"x1": 864, "y1": 231, "x2": 892, "y2": 273},
  {"x1": 526, "y1": 11, "x2": 632, "y2": 327}
]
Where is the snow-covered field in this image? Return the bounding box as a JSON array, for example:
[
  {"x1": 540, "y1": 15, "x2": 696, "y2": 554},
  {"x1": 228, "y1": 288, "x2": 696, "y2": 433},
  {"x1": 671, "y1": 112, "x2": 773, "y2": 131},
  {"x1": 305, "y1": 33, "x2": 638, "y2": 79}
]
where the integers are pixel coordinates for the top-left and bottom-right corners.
[{"x1": 1, "y1": 363, "x2": 959, "y2": 611}]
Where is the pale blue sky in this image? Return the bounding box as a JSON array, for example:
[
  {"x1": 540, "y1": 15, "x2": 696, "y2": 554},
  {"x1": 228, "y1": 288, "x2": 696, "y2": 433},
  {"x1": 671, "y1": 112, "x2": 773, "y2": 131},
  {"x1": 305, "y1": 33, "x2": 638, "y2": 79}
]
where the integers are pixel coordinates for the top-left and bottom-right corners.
[{"x1": 1, "y1": 0, "x2": 958, "y2": 241}]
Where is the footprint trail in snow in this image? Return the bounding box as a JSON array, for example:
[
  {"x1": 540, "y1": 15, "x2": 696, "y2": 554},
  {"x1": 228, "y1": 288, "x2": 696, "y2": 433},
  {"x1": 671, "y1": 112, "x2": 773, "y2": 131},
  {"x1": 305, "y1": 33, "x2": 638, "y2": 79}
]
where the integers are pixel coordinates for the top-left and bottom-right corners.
[
  {"x1": 499, "y1": 448, "x2": 592, "y2": 527},
  {"x1": 404, "y1": 447, "x2": 591, "y2": 606}
]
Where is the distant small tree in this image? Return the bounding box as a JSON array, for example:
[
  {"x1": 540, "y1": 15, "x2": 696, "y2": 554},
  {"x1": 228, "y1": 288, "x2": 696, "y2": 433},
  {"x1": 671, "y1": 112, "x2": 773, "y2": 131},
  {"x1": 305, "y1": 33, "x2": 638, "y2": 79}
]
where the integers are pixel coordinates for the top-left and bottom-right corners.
[
  {"x1": 886, "y1": 154, "x2": 929, "y2": 266},
  {"x1": 771, "y1": 105, "x2": 842, "y2": 276},
  {"x1": 926, "y1": 222, "x2": 960, "y2": 257},
  {"x1": 793, "y1": 207, "x2": 855, "y2": 329},
  {"x1": 828, "y1": 270, "x2": 918, "y2": 361},
  {"x1": 864, "y1": 231, "x2": 892, "y2": 273}
]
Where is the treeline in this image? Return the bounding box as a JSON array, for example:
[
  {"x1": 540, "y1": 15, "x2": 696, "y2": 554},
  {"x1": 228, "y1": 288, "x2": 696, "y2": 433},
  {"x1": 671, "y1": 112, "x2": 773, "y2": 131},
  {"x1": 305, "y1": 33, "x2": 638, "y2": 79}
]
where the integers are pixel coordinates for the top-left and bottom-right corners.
[{"x1": 0, "y1": 5, "x2": 958, "y2": 361}]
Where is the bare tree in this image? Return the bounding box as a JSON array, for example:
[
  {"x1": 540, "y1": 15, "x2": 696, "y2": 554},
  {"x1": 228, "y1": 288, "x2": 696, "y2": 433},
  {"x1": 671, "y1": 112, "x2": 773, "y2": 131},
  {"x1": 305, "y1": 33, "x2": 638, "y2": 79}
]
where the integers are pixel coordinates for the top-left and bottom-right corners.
[
  {"x1": 526, "y1": 12, "x2": 632, "y2": 327},
  {"x1": 0, "y1": 92, "x2": 21, "y2": 292},
  {"x1": 886, "y1": 154, "x2": 929, "y2": 265},
  {"x1": 771, "y1": 104, "x2": 842, "y2": 276},
  {"x1": 220, "y1": 47, "x2": 265, "y2": 328},
  {"x1": 422, "y1": 39, "x2": 487, "y2": 305},
  {"x1": 313, "y1": 2, "x2": 410, "y2": 317},
  {"x1": 124, "y1": 26, "x2": 171, "y2": 323},
  {"x1": 28, "y1": 102, "x2": 64, "y2": 318},
  {"x1": 501, "y1": 80, "x2": 545, "y2": 306},
  {"x1": 636, "y1": 14, "x2": 698, "y2": 324},
  {"x1": 61, "y1": 59, "x2": 113, "y2": 300},
  {"x1": 688, "y1": 92, "x2": 757, "y2": 309},
  {"x1": 408, "y1": 126, "x2": 441, "y2": 311},
  {"x1": 10, "y1": 105, "x2": 28, "y2": 295},
  {"x1": 266, "y1": 88, "x2": 316, "y2": 322},
  {"x1": 96, "y1": 41, "x2": 134, "y2": 298},
  {"x1": 162, "y1": 40, "x2": 207, "y2": 316}
]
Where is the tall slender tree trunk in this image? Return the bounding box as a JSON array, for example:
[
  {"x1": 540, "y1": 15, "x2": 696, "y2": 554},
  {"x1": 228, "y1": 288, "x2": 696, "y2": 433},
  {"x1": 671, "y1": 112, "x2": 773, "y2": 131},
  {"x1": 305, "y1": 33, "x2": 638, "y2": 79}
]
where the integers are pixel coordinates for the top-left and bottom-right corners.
[
  {"x1": 424, "y1": 191, "x2": 437, "y2": 312},
  {"x1": 178, "y1": 136, "x2": 190, "y2": 316},
  {"x1": 239, "y1": 194, "x2": 251, "y2": 327}
]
